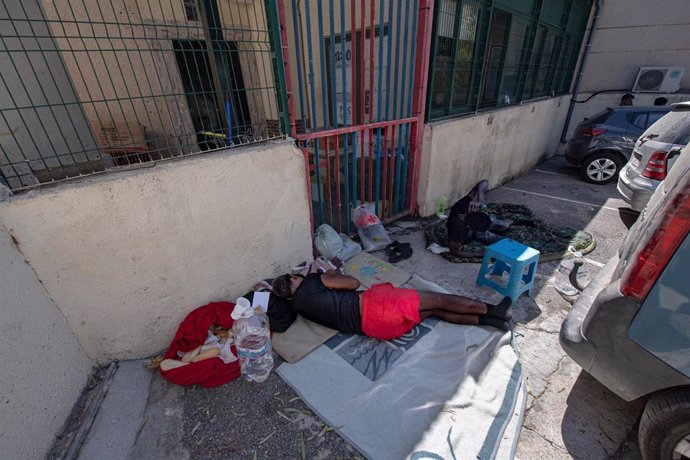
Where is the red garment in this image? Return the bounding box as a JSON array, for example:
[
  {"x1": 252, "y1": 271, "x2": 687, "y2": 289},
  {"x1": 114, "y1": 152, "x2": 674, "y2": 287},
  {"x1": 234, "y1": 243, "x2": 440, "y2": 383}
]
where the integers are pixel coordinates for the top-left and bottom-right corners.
[
  {"x1": 161, "y1": 301, "x2": 241, "y2": 388},
  {"x1": 361, "y1": 283, "x2": 420, "y2": 340}
]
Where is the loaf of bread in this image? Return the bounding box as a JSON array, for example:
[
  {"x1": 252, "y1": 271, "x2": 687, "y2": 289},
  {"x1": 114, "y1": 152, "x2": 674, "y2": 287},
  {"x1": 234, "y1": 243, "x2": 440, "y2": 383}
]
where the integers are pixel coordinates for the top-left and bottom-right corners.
[{"x1": 160, "y1": 359, "x2": 190, "y2": 371}]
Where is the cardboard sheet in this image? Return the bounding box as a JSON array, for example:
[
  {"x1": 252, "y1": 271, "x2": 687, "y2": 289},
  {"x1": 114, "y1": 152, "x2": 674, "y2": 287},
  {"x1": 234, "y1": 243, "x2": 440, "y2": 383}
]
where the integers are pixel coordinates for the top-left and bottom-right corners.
[{"x1": 343, "y1": 252, "x2": 411, "y2": 288}]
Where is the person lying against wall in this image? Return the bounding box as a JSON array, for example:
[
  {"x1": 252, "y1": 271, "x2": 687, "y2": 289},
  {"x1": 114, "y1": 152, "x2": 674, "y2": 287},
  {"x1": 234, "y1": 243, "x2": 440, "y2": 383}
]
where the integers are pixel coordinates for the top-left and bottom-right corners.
[{"x1": 271, "y1": 270, "x2": 513, "y2": 339}]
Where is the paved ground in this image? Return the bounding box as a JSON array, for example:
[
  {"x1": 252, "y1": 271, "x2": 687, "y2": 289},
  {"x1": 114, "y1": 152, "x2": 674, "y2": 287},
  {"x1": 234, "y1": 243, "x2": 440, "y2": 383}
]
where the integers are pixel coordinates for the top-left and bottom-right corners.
[{"x1": 72, "y1": 156, "x2": 645, "y2": 459}]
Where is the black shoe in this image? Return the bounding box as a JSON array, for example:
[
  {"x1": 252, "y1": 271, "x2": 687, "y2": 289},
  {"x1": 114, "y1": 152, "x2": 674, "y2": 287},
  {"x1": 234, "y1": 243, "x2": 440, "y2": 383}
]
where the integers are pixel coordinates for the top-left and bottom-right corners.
[
  {"x1": 388, "y1": 244, "x2": 413, "y2": 263},
  {"x1": 486, "y1": 297, "x2": 512, "y2": 321},
  {"x1": 385, "y1": 241, "x2": 410, "y2": 252},
  {"x1": 478, "y1": 316, "x2": 511, "y2": 332}
]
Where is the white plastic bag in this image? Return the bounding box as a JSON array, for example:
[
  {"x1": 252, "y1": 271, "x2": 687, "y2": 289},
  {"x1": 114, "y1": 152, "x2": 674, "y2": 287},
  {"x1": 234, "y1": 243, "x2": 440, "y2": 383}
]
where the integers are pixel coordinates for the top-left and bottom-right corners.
[
  {"x1": 314, "y1": 223, "x2": 343, "y2": 259},
  {"x1": 338, "y1": 233, "x2": 362, "y2": 261},
  {"x1": 352, "y1": 203, "x2": 391, "y2": 252}
]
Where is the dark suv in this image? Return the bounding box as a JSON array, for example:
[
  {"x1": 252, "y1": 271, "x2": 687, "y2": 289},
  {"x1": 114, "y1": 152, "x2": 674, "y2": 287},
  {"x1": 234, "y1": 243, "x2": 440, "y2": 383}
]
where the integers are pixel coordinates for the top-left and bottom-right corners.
[{"x1": 565, "y1": 106, "x2": 670, "y2": 184}]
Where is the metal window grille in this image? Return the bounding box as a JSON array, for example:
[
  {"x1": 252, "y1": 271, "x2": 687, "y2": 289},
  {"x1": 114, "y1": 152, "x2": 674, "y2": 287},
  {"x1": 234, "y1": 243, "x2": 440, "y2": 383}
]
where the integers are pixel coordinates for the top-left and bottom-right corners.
[
  {"x1": 276, "y1": 0, "x2": 431, "y2": 233},
  {"x1": 427, "y1": 0, "x2": 591, "y2": 121},
  {"x1": 0, "y1": 0, "x2": 287, "y2": 191}
]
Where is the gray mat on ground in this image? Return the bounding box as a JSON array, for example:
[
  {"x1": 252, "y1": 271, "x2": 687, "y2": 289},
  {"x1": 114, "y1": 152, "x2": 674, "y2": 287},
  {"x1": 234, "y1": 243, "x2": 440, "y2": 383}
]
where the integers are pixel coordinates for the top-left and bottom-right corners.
[{"x1": 277, "y1": 276, "x2": 525, "y2": 460}]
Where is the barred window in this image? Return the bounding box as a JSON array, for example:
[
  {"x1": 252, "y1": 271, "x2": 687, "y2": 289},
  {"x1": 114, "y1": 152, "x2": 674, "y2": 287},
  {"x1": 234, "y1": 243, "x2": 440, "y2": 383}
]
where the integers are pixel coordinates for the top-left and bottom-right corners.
[
  {"x1": 427, "y1": 0, "x2": 592, "y2": 121},
  {"x1": 429, "y1": 0, "x2": 485, "y2": 117},
  {"x1": 184, "y1": 0, "x2": 199, "y2": 22}
]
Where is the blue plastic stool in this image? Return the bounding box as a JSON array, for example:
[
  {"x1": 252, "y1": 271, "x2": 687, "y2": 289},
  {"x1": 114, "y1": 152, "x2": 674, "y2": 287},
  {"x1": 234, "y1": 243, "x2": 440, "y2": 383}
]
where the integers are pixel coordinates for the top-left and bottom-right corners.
[{"x1": 476, "y1": 238, "x2": 540, "y2": 302}]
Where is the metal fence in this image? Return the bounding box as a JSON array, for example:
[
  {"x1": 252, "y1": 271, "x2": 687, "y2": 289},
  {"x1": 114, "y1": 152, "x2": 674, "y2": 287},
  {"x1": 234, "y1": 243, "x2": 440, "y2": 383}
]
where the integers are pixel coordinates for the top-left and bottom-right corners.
[
  {"x1": 0, "y1": 0, "x2": 286, "y2": 191},
  {"x1": 277, "y1": 0, "x2": 432, "y2": 233},
  {"x1": 427, "y1": 0, "x2": 591, "y2": 121}
]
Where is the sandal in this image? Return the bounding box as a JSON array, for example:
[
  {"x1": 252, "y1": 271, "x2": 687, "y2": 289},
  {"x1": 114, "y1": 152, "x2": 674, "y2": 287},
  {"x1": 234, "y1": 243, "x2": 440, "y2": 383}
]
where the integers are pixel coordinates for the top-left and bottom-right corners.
[{"x1": 388, "y1": 244, "x2": 413, "y2": 263}]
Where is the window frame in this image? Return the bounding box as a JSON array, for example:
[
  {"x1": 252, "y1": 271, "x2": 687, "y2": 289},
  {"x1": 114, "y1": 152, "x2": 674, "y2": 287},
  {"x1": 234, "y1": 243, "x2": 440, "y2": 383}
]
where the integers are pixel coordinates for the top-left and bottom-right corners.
[{"x1": 426, "y1": 0, "x2": 592, "y2": 121}]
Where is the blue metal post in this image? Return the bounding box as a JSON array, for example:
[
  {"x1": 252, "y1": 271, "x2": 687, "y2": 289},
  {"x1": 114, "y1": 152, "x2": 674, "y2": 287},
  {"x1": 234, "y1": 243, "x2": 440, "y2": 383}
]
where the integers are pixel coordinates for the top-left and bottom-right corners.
[
  {"x1": 388, "y1": 0, "x2": 403, "y2": 215},
  {"x1": 393, "y1": 0, "x2": 410, "y2": 212},
  {"x1": 329, "y1": 1, "x2": 338, "y2": 128},
  {"x1": 374, "y1": 0, "x2": 385, "y2": 214},
  {"x1": 401, "y1": 0, "x2": 420, "y2": 210},
  {"x1": 340, "y1": 0, "x2": 350, "y2": 233},
  {"x1": 304, "y1": 0, "x2": 324, "y2": 223}
]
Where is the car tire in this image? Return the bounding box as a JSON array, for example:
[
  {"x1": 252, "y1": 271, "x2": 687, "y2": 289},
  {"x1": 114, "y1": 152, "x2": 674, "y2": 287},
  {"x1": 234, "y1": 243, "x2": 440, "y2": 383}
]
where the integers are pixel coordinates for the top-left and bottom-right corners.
[
  {"x1": 638, "y1": 388, "x2": 690, "y2": 460},
  {"x1": 580, "y1": 152, "x2": 624, "y2": 184}
]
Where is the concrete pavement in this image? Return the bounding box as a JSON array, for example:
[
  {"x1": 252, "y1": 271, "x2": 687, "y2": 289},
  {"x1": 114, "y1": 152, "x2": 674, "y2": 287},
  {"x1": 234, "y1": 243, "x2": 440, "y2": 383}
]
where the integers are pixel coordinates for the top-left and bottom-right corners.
[{"x1": 70, "y1": 156, "x2": 643, "y2": 459}]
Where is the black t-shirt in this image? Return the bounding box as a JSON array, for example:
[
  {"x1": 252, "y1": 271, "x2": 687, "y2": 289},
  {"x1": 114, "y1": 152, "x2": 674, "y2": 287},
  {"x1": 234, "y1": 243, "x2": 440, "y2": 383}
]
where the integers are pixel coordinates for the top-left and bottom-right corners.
[
  {"x1": 293, "y1": 273, "x2": 363, "y2": 334},
  {"x1": 446, "y1": 196, "x2": 472, "y2": 243}
]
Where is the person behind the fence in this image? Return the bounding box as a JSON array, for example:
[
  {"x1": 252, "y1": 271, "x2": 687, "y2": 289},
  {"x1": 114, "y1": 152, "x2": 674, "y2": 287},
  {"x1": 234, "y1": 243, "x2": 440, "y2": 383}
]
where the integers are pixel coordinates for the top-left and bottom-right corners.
[{"x1": 271, "y1": 271, "x2": 512, "y2": 339}]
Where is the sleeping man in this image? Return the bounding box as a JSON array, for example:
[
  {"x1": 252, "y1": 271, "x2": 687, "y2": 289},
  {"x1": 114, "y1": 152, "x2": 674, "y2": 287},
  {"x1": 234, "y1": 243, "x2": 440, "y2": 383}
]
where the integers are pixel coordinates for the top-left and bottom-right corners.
[{"x1": 271, "y1": 270, "x2": 512, "y2": 340}]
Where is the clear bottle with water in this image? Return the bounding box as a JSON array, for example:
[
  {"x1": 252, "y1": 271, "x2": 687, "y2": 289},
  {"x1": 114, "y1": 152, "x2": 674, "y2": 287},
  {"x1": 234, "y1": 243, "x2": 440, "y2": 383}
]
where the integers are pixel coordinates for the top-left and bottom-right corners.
[{"x1": 232, "y1": 308, "x2": 274, "y2": 382}]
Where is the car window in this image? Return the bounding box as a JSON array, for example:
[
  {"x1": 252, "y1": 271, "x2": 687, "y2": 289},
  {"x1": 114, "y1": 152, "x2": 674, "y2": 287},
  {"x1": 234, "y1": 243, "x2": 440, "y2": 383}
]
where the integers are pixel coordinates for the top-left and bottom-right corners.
[
  {"x1": 587, "y1": 108, "x2": 613, "y2": 123},
  {"x1": 642, "y1": 111, "x2": 690, "y2": 143},
  {"x1": 627, "y1": 112, "x2": 647, "y2": 129},
  {"x1": 646, "y1": 112, "x2": 666, "y2": 128},
  {"x1": 676, "y1": 126, "x2": 690, "y2": 146},
  {"x1": 629, "y1": 235, "x2": 690, "y2": 378}
]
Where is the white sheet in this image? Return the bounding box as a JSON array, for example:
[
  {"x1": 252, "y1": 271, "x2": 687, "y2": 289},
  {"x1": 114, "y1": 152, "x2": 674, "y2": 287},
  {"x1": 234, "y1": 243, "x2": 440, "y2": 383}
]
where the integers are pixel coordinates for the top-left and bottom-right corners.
[{"x1": 277, "y1": 275, "x2": 524, "y2": 459}]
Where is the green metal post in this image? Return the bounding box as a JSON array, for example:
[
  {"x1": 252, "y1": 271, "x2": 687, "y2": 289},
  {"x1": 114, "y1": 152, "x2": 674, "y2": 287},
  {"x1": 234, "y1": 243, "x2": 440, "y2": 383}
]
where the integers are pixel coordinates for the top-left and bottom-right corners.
[
  {"x1": 551, "y1": 0, "x2": 575, "y2": 94},
  {"x1": 197, "y1": 0, "x2": 229, "y2": 136},
  {"x1": 446, "y1": 0, "x2": 466, "y2": 115},
  {"x1": 518, "y1": 0, "x2": 544, "y2": 100},
  {"x1": 474, "y1": 0, "x2": 494, "y2": 111},
  {"x1": 425, "y1": 0, "x2": 442, "y2": 120},
  {"x1": 265, "y1": 0, "x2": 290, "y2": 136}
]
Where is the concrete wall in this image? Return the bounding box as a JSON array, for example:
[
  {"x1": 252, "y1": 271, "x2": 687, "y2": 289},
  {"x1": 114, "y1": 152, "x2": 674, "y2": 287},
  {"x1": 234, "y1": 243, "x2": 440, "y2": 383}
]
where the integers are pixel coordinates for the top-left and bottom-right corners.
[
  {"x1": 0, "y1": 140, "x2": 312, "y2": 362},
  {"x1": 564, "y1": 0, "x2": 690, "y2": 137},
  {"x1": 580, "y1": 0, "x2": 690, "y2": 94},
  {"x1": 0, "y1": 227, "x2": 93, "y2": 460},
  {"x1": 417, "y1": 96, "x2": 569, "y2": 216}
]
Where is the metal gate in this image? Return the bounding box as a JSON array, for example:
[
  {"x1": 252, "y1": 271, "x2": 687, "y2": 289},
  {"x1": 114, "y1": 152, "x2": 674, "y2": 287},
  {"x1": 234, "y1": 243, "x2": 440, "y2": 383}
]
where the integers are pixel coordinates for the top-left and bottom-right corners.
[{"x1": 270, "y1": 0, "x2": 433, "y2": 233}]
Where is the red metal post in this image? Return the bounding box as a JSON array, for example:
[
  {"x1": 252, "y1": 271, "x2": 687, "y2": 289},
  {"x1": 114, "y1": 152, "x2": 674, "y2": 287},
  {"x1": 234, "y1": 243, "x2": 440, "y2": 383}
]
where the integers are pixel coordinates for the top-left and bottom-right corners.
[
  {"x1": 276, "y1": 0, "x2": 297, "y2": 138},
  {"x1": 368, "y1": 0, "x2": 375, "y2": 202},
  {"x1": 324, "y1": 139, "x2": 333, "y2": 224},
  {"x1": 350, "y1": 0, "x2": 356, "y2": 125},
  {"x1": 293, "y1": 116, "x2": 416, "y2": 140},
  {"x1": 382, "y1": 125, "x2": 389, "y2": 216},
  {"x1": 387, "y1": 124, "x2": 396, "y2": 218},
  {"x1": 334, "y1": 134, "x2": 343, "y2": 231},
  {"x1": 277, "y1": 0, "x2": 316, "y2": 243},
  {"x1": 408, "y1": 0, "x2": 434, "y2": 214},
  {"x1": 359, "y1": 0, "x2": 366, "y2": 203}
]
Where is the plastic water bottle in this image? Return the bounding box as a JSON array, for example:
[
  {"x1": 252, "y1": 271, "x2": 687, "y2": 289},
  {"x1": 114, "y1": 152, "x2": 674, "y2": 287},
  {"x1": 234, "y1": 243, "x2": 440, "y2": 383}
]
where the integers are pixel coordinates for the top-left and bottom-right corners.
[
  {"x1": 437, "y1": 195, "x2": 448, "y2": 218},
  {"x1": 232, "y1": 307, "x2": 274, "y2": 382}
]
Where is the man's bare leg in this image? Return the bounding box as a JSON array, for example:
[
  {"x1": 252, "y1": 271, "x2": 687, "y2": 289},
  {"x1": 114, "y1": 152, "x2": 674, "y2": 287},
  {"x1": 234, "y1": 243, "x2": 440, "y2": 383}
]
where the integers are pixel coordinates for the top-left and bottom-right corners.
[
  {"x1": 416, "y1": 292, "x2": 513, "y2": 331},
  {"x1": 419, "y1": 309, "x2": 479, "y2": 325},
  {"x1": 417, "y1": 292, "x2": 487, "y2": 315}
]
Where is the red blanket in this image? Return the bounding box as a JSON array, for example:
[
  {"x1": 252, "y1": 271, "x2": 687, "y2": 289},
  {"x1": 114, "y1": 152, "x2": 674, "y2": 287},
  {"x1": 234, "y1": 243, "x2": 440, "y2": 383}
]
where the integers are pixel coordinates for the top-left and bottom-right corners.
[{"x1": 161, "y1": 301, "x2": 241, "y2": 388}]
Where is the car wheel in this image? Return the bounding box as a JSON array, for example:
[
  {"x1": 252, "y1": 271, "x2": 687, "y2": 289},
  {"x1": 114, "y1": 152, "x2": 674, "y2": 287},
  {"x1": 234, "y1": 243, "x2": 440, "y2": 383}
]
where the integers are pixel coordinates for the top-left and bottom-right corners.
[
  {"x1": 638, "y1": 388, "x2": 690, "y2": 460},
  {"x1": 580, "y1": 152, "x2": 623, "y2": 184}
]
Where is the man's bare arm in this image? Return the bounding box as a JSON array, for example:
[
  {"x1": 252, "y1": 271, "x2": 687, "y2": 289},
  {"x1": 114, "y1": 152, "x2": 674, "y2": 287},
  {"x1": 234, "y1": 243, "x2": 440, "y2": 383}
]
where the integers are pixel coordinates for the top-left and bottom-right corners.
[{"x1": 320, "y1": 271, "x2": 361, "y2": 290}]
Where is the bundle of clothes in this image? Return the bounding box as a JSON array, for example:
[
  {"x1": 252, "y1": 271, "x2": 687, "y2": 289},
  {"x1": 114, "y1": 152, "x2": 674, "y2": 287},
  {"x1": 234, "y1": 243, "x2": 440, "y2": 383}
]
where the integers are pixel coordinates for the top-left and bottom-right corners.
[{"x1": 150, "y1": 260, "x2": 328, "y2": 387}]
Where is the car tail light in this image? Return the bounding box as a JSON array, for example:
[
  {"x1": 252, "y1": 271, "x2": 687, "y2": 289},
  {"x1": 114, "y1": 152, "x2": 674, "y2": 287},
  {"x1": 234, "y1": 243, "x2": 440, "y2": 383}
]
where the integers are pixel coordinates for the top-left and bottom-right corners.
[
  {"x1": 641, "y1": 151, "x2": 668, "y2": 180},
  {"x1": 581, "y1": 128, "x2": 607, "y2": 137},
  {"x1": 620, "y1": 186, "x2": 690, "y2": 301}
]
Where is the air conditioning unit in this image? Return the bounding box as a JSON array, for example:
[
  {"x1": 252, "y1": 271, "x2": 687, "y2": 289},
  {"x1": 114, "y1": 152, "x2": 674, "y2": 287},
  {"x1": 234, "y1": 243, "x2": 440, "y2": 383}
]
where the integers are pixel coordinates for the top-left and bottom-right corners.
[{"x1": 632, "y1": 66, "x2": 685, "y2": 93}]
